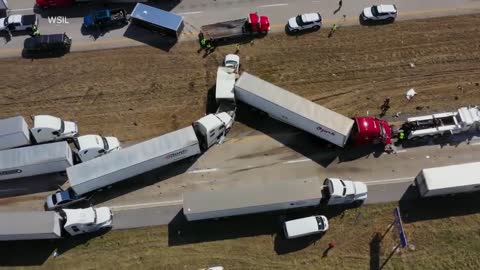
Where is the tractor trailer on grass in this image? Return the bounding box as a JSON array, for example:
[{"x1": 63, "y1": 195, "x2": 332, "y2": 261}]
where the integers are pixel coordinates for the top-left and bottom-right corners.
[
  {"x1": 183, "y1": 177, "x2": 367, "y2": 221},
  {"x1": 415, "y1": 161, "x2": 480, "y2": 197},
  {"x1": 46, "y1": 113, "x2": 233, "y2": 209},
  {"x1": 0, "y1": 207, "x2": 112, "y2": 241}
]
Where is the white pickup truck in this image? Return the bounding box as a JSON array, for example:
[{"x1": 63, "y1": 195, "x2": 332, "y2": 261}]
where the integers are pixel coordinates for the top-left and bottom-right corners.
[{"x1": 0, "y1": 14, "x2": 38, "y2": 33}]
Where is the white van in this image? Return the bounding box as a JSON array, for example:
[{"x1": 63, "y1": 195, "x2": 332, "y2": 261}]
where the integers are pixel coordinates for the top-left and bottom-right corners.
[{"x1": 284, "y1": 215, "x2": 329, "y2": 239}]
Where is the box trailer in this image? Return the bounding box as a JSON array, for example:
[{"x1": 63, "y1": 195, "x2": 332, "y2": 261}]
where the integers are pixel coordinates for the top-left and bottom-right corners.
[
  {"x1": 0, "y1": 211, "x2": 62, "y2": 241},
  {"x1": 415, "y1": 161, "x2": 480, "y2": 197},
  {"x1": 0, "y1": 141, "x2": 73, "y2": 181},
  {"x1": 0, "y1": 116, "x2": 30, "y2": 150},
  {"x1": 130, "y1": 3, "x2": 184, "y2": 38},
  {"x1": 66, "y1": 126, "x2": 201, "y2": 197},
  {"x1": 183, "y1": 177, "x2": 368, "y2": 221},
  {"x1": 234, "y1": 72, "x2": 355, "y2": 147}
]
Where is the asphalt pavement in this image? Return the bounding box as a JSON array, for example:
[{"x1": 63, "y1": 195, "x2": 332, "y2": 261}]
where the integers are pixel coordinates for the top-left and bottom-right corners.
[{"x1": 2, "y1": 0, "x2": 480, "y2": 57}]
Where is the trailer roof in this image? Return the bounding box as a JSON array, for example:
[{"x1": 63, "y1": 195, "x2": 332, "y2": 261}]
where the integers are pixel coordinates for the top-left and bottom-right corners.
[
  {"x1": 183, "y1": 177, "x2": 324, "y2": 215},
  {"x1": 0, "y1": 116, "x2": 26, "y2": 137},
  {"x1": 0, "y1": 141, "x2": 71, "y2": 170},
  {"x1": 0, "y1": 211, "x2": 61, "y2": 240},
  {"x1": 235, "y1": 72, "x2": 354, "y2": 137},
  {"x1": 422, "y1": 161, "x2": 480, "y2": 190},
  {"x1": 68, "y1": 126, "x2": 198, "y2": 188},
  {"x1": 131, "y1": 3, "x2": 183, "y2": 31}
]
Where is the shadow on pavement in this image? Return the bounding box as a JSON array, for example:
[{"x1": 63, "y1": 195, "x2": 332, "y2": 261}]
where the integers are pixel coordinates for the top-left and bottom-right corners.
[
  {"x1": 235, "y1": 102, "x2": 338, "y2": 168},
  {"x1": 0, "y1": 228, "x2": 110, "y2": 267},
  {"x1": 123, "y1": 24, "x2": 177, "y2": 52},
  {"x1": 80, "y1": 22, "x2": 127, "y2": 40},
  {"x1": 399, "y1": 188, "x2": 480, "y2": 223},
  {"x1": 88, "y1": 155, "x2": 199, "y2": 206},
  {"x1": 0, "y1": 173, "x2": 67, "y2": 199},
  {"x1": 168, "y1": 204, "x2": 350, "y2": 248}
]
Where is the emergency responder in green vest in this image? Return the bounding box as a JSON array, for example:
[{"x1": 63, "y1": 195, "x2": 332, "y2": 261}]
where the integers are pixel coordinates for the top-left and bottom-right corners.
[
  {"x1": 398, "y1": 132, "x2": 405, "y2": 141},
  {"x1": 32, "y1": 25, "x2": 40, "y2": 36}
]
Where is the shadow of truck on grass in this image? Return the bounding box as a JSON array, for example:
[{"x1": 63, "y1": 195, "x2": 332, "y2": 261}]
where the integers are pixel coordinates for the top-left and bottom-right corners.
[
  {"x1": 399, "y1": 188, "x2": 480, "y2": 223},
  {"x1": 168, "y1": 204, "x2": 351, "y2": 254},
  {"x1": 0, "y1": 228, "x2": 110, "y2": 267}
]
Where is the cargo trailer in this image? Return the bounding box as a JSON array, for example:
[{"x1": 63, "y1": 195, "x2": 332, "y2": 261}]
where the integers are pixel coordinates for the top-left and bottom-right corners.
[
  {"x1": 0, "y1": 116, "x2": 30, "y2": 150},
  {"x1": 415, "y1": 161, "x2": 480, "y2": 197},
  {"x1": 130, "y1": 3, "x2": 184, "y2": 38},
  {"x1": 0, "y1": 211, "x2": 62, "y2": 241},
  {"x1": 183, "y1": 177, "x2": 367, "y2": 221},
  {"x1": 0, "y1": 141, "x2": 74, "y2": 181},
  {"x1": 234, "y1": 72, "x2": 355, "y2": 147}
]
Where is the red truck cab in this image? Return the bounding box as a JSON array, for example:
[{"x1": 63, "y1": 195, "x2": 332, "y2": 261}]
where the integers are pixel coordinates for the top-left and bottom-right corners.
[
  {"x1": 36, "y1": 0, "x2": 75, "y2": 8},
  {"x1": 352, "y1": 117, "x2": 392, "y2": 146},
  {"x1": 248, "y1": 13, "x2": 270, "y2": 33}
]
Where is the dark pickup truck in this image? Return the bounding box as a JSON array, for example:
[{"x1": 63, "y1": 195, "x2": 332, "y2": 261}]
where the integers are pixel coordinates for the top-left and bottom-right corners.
[{"x1": 83, "y1": 9, "x2": 128, "y2": 29}]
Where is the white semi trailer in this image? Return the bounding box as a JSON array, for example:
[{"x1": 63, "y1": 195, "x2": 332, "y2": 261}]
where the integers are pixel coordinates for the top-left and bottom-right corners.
[
  {"x1": 0, "y1": 207, "x2": 112, "y2": 241},
  {"x1": 0, "y1": 115, "x2": 78, "y2": 150},
  {"x1": 0, "y1": 141, "x2": 73, "y2": 181},
  {"x1": 183, "y1": 177, "x2": 368, "y2": 221},
  {"x1": 415, "y1": 161, "x2": 480, "y2": 197},
  {"x1": 234, "y1": 72, "x2": 355, "y2": 147},
  {"x1": 46, "y1": 113, "x2": 233, "y2": 209}
]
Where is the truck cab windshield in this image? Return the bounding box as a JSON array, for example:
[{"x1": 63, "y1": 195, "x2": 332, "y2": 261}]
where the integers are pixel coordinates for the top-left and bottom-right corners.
[
  {"x1": 59, "y1": 120, "x2": 65, "y2": 133},
  {"x1": 102, "y1": 136, "x2": 109, "y2": 150},
  {"x1": 315, "y1": 216, "x2": 325, "y2": 230}
]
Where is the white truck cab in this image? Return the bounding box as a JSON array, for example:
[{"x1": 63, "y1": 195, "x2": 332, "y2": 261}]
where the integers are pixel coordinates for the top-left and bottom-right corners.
[
  {"x1": 30, "y1": 115, "x2": 78, "y2": 143},
  {"x1": 74, "y1": 134, "x2": 121, "y2": 162},
  {"x1": 284, "y1": 215, "x2": 329, "y2": 239},
  {"x1": 60, "y1": 207, "x2": 113, "y2": 236},
  {"x1": 193, "y1": 113, "x2": 234, "y2": 150},
  {"x1": 324, "y1": 178, "x2": 368, "y2": 205}
]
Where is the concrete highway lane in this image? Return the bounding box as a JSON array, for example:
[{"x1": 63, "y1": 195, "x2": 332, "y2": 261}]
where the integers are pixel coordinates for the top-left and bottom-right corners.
[{"x1": 2, "y1": 0, "x2": 480, "y2": 57}]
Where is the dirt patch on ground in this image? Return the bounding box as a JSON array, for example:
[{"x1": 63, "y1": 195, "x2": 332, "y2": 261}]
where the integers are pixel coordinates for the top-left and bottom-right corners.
[{"x1": 1, "y1": 14, "x2": 480, "y2": 143}]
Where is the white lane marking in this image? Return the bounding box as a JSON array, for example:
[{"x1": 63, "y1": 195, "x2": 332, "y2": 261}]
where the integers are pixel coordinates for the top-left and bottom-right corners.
[
  {"x1": 0, "y1": 188, "x2": 28, "y2": 192},
  {"x1": 111, "y1": 199, "x2": 183, "y2": 210},
  {"x1": 188, "y1": 168, "x2": 219, "y2": 174},
  {"x1": 395, "y1": 150, "x2": 407, "y2": 153},
  {"x1": 258, "y1": 3, "x2": 288, "y2": 8},
  {"x1": 10, "y1": 8, "x2": 34, "y2": 12},
  {"x1": 312, "y1": 0, "x2": 322, "y2": 2},
  {"x1": 283, "y1": 158, "x2": 311, "y2": 164},
  {"x1": 177, "y1": 11, "x2": 203, "y2": 15},
  {"x1": 366, "y1": 177, "x2": 414, "y2": 185},
  {"x1": 470, "y1": 141, "x2": 480, "y2": 146}
]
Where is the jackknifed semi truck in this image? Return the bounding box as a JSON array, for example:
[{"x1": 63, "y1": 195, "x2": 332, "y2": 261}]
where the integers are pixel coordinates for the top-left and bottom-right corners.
[
  {"x1": 46, "y1": 112, "x2": 233, "y2": 209},
  {"x1": 233, "y1": 72, "x2": 393, "y2": 149},
  {"x1": 0, "y1": 207, "x2": 112, "y2": 241},
  {"x1": 0, "y1": 141, "x2": 73, "y2": 181},
  {"x1": 415, "y1": 161, "x2": 480, "y2": 197},
  {"x1": 0, "y1": 115, "x2": 78, "y2": 150},
  {"x1": 183, "y1": 177, "x2": 368, "y2": 221}
]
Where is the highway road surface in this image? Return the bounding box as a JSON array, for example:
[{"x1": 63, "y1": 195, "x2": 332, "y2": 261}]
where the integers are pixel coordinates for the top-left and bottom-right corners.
[{"x1": 2, "y1": 0, "x2": 480, "y2": 57}]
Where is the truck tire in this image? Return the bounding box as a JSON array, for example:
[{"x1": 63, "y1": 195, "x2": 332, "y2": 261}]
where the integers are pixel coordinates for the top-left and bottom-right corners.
[
  {"x1": 313, "y1": 25, "x2": 320, "y2": 31},
  {"x1": 26, "y1": 27, "x2": 32, "y2": 32}
]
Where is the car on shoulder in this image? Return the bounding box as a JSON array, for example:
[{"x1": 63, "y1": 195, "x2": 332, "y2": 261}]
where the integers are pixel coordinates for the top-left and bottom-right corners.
[
  {"x1": 23, "y1": 33, "x2": 72, "y2": 56},
  {"x1": 287, "y1": 13, "x2": 322, "y2": 32},
  {"x1": 361, "y1": 4, "x2": 397, "y2": 23}
]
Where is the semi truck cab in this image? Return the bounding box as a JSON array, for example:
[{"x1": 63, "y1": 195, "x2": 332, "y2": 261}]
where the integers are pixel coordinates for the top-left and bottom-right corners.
[
  {"x1": 324, "y1": 178, "x2": 368, "y2": 205},
  {"x1": 193, "y1": 113, "x2": 234, "y2": 150},
  {"x1": 247, "y1": 13, "x2": 270, "y2": 33},
  {"x1": 59, "y1": 207, "x2": 113, "y2": 236},
  {"x1": 30, "y1": 115, "x2": 78, "y2": 143},
  {"x1": 74, "y1": 134, "x2": 121, "y2": 162},
  {"x1": 352, "y1": 116, "x2": 392, "y2": 146}
]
